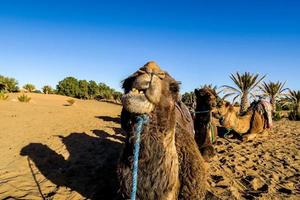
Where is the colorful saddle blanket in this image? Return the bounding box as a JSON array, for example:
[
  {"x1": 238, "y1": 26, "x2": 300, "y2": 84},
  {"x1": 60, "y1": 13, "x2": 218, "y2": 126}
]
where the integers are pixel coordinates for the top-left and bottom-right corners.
[{"x1": 255, "y1": 100, "x2": 273, "y2": 128}]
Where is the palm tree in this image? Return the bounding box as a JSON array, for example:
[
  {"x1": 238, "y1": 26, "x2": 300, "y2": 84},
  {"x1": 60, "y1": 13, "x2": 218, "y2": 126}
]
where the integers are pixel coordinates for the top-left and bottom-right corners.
[
  {"x1": 222, "y1": 72, "x2": 266, "y2": 113},
  {"x1": 259, "y1": 81, "x2": 288, "y2": 111},
  {"x1": 285, "y1": 90, "x2": 300, "y2": 120}
]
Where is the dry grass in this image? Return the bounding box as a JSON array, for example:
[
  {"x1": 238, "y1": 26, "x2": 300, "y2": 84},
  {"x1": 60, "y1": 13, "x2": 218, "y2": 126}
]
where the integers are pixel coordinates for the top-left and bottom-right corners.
[
  {"x1": 66, "y1": 98, "x2": 75, "y2": 106},
  {"x1": 18, "y1": 93, "x2": 31, "y2": 102},
  {"x1": 0, "y1": 92, "x2": 9, "y2": 100}
]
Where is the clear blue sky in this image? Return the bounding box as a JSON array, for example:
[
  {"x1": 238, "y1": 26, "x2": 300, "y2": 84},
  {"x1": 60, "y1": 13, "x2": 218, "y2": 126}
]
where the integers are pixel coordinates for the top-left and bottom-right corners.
[{"x1": 0, "y1": 0, "x2": 299, "y2": 93}]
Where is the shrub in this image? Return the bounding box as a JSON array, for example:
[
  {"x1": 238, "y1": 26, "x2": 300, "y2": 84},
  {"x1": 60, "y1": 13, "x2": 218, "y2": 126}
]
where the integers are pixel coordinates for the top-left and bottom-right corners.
[
  {"x1": 78, "y1": 80, "x2": 89, "y2": 99},
  {"x1": 0, "y1": 92, "x2": 9, "y2": 100},
  {"x1": 273, "y1": 111, "x2": 282, "y2": 121},
  {"x1": 113, "y1": 91, "x2": 122, "y2": 103},
  {"x1": 66, "y1": 99, "x2": 75, "y2": 106},
  {"x1": 182, "y1": 91, "x2": 195, "y2": 109},
  {"x1": 88, "y1": 80, "x2": 99, "y2": 98},
  {"x1": 23, "y1": 83, "x2": 36, "y2": 92},
  {"x1": 57, "y1": 77, "x2": 80, "y2": 98},
  {"x1": 42, "y1": 85, "x2": 54, "y2": 94},
  {"x1": 18, "y1": 94, "x2": 31, "y2": 102},
  {"x1": 0, "y1": 75, "x2": 19, "y2": 92}
]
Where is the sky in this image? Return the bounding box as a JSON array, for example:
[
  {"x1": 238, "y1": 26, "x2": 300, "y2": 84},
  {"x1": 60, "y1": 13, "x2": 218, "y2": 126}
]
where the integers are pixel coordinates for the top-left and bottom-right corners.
[{"x1": 0, "y1": 0, "x2": 299, "y2": 93}]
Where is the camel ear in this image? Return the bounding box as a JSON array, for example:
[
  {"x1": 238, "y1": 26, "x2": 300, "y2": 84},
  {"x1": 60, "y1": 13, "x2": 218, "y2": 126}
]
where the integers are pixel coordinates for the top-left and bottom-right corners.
[
  {"x1": 121, "y1": 73, "x2": 138, "y2": 94},
  {"x1": 170, "y1": 81, "x2": 180, "y2": 94},
  {"x1": 194, "y1": 89, "x2": 199, "y2": 96}
]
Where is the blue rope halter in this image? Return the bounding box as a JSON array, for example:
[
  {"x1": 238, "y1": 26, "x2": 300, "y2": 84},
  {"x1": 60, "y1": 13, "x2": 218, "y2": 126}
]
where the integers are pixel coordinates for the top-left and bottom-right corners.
[{"x1": 130, "y1": 114, "x2": 149, "y2": 200}]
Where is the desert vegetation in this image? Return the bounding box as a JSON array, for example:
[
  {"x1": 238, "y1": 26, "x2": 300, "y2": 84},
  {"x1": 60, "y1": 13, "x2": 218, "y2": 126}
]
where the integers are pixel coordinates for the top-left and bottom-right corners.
[
  {"x1": 17, "y1": 93, "x2": 31, "y2": 102},
  {"x1": 0, "y1": 75, "x2": 19, "y2": 92},
  {"x1": 221, "y1": 72, "x2": 266, "y2": 113},
  {"x1": 56, "y1": 77, "x2": 122, "y2": 103},
  {"x1": 42, "y1": 85, "x2": 54, "y2": 94},
  {"x1": 0, "y1": 92, "x2": 9, "y2": 100},
  {"x1": 0, "y1": 74, "x2": 122, "y2": 104},
  {"x1": 23, "y1": 83, "x2": 36, "y2": 93},
  {"x1": 66, "y1": 98, "x2": 76, "y2": 106}
]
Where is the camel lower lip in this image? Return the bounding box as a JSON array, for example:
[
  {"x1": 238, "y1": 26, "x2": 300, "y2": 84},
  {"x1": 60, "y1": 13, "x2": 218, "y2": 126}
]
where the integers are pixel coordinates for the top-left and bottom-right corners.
[{"x1": 122, "y1": 93, "x2": 155, "y2": 114}]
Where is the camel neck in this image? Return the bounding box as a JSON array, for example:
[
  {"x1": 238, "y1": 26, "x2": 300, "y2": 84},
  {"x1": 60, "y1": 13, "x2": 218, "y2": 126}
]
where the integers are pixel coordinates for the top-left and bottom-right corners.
[{"x1": 231, "y1": 110, "x2": 253, "y2": 134}]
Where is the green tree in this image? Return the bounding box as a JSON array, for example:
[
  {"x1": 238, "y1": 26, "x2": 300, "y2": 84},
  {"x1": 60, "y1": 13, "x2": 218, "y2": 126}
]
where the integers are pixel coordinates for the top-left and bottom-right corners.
[
  {"x1": 98, "y1": 82, "x2": 113, "y2": 99},
  {"x1": 23, "y1": 83, "x2": 36, "y2": 92},
  {"x1": 285, "y1": 90, "x2": 300, "y2": 120},
  {"x1": 88, "y1": 80, "x2": 99, "y2": 99},
  {"x1": 0, "y1": 83, "x2": 5, "y2": 92},
  {"x1": 42, "y1": 85, "x2": 54, "y2": 94},
  {"x1": 259, "y1": 81, "x2": 288, "y2": 111},
  {"x1": 56, "y1": 77, "x2": 80, "y2": 97},
  {"x1": 222, "y1": 72, "x2": 266, "y2": 113},
  {"x1": 182, "y1": 91, "x2": 196, "y2": 109},
  {"x1": 0, "y1": 75, "x2": 19, "y2": 92},
  {"x1": 112, "y1": 91, "x2": 123, "y2": 103},
  {"x1": 78, "y1": 80, "x2": 89, "y2": 99}
]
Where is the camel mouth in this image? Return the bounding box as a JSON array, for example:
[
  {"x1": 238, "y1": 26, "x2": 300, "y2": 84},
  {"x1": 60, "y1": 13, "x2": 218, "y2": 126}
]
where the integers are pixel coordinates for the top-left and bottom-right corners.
[{"x1": 122, "y1": 87, "x2": 155, "y2": 114}]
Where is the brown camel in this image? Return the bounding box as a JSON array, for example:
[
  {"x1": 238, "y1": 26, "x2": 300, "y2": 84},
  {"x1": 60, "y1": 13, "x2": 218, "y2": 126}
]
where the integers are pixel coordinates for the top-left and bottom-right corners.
[
  {"x1": 118, "y1": 61, "x2": 207, "y2": 200},
  {"x1": 194, "y1": 88, "x2": 218, "y2": 160},
  {"x1": 217, "y1": 100, "x2": 271, "y2": 141}
]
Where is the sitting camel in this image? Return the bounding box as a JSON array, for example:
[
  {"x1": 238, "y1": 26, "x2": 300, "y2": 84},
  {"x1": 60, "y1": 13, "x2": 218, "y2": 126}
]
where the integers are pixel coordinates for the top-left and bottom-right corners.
[
  {"x1": 217, "y1": 100, "x2": 272, "y2": 141},
  {"x1": 118, "y1": 61, "x2": 207, "y2": 200},
  {"x1": 194, "y1": 87, "x2": 218, "y2": 160}
]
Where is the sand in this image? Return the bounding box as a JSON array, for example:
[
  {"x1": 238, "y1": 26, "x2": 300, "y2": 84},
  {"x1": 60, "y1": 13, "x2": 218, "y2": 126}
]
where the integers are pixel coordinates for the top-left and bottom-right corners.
[{"x1": 0, "y1": 93, "x2": 299, "y2": 199}]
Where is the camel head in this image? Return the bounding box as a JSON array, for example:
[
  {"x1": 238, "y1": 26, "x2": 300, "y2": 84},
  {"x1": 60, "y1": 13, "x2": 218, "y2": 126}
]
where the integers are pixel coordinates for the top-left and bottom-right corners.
[
  {"x1": 194, "y1": 87, "x2": 218, "y2": 111},
  {"x1": 122, "y1": 61, "x2": 180, "y2": 115},
  {"x1": 216, "y1": 100, "x2": 237, "y2": 129}
]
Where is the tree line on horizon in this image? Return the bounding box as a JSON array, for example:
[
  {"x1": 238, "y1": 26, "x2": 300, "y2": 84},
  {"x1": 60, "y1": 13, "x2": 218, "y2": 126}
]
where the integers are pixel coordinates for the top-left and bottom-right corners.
[
  {"x1": 1, "y1": 72, "x2": 299, "y2": 120},
  {"x1": 0, "y1": 75, "x2": 123, "y2": 103}
]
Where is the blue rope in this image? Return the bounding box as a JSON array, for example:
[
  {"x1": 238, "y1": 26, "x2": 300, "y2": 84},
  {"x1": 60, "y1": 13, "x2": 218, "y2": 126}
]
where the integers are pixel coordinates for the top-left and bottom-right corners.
[
  {"x1": 194, "y1": 110, "x2": 210, "y2": 114},
  {"x1": 130, "y1": 114, "x2": 149, "y2": 200}
]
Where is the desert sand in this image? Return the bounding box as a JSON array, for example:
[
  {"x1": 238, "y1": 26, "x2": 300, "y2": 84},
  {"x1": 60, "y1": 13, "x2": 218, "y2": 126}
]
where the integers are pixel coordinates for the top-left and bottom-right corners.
[{"x1": 0, "y1": 93, "x2": 299, "y2": 200}]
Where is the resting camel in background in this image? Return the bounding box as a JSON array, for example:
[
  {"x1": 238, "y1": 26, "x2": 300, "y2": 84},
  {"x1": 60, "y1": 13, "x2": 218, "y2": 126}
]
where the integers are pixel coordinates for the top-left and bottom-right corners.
[
  {"x1": 118, "y1": 61, "x2": 207, "y2": 200},
  {"x1": 194, "y1": 87, "x2": 219, "y2": 161},
  {"x1": 217, "y1": 100, "x2": 272, "y2": 141}
]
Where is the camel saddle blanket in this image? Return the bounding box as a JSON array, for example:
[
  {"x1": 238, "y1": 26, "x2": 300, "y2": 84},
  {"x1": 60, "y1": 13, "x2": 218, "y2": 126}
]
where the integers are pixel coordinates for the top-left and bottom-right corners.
[
  {"x1": 256, "y1": 100, "x2": 273, "y2": 129},
  {"x1": 175, "y1": 101, "x2": 195, "y2": 135}
]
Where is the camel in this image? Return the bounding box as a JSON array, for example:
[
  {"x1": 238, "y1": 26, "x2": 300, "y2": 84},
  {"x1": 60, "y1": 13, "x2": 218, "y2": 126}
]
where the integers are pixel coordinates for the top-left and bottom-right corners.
[
  {"x1": 194, "y1": 87, "x2": 218, "y2": 160},
  {"x1": 217, "y1": 100, "x2": 272, "y2": 141},
  {"x1": 118, "y1": 61, "x2": 207, "y2": 200}
]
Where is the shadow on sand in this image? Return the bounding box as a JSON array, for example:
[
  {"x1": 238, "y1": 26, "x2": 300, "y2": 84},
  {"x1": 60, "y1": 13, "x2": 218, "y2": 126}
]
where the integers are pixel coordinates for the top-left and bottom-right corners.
[
  {"x1": 95, "y1": 116, "x2": 121, "y2": 124},
  {"x1": 20, "y1": 129, "x2": 124, "y2": 199}
]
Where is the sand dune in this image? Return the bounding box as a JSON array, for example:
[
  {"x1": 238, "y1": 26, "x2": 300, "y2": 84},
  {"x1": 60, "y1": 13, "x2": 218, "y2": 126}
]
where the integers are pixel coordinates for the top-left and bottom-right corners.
[{"x1": 0, "y1": 93, "x2": 299, "y2": 199}]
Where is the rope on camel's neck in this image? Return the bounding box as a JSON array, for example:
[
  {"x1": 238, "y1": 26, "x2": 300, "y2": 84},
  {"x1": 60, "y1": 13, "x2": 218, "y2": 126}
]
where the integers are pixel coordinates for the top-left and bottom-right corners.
[
  {"x1": 195, "y1": 109, "x2": 216, "y2": 144},
  {"x1": 130, "y1": 114, "x2": 149, "y2": 200}
]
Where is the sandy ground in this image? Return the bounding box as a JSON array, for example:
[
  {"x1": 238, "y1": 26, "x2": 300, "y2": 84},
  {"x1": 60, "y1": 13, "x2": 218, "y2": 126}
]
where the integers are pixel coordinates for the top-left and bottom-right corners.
[{"x1": 0, "y1": 93, "x2": 299, "y2": 200}]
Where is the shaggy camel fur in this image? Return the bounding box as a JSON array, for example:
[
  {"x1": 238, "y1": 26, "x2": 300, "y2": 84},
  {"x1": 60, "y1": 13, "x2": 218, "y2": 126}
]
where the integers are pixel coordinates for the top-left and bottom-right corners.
[
  {"x1": 194, "y1": 88, "x2": 218, "y2": 160},
  {"x1": 118, "y1": 61, "x2": 207, "y2": 200},
  {"x1": 218, "y1": 101, "x2": 269, "y2": 141}
]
